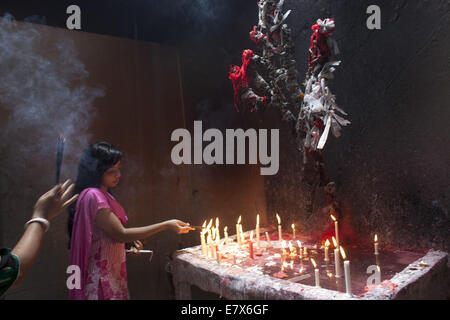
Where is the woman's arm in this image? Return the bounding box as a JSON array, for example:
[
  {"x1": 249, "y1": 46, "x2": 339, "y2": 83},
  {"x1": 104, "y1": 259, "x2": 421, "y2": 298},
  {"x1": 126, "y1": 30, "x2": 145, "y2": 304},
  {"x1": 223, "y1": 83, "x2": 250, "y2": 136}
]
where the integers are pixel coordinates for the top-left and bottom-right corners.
[
  {"x1": 95, "y1": 209, "x2": 193, "y2": 243},
  {"x1": 11, "y1": 180, "x2": 78, "y2": 287}
]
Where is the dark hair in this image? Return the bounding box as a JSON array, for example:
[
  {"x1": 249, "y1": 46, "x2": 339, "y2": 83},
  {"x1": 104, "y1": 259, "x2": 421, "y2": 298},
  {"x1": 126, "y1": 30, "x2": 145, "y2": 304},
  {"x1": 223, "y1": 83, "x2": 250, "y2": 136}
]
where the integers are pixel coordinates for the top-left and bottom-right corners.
[{"x1": 67, "y1": 142, "x2": 122, "y2": 249}]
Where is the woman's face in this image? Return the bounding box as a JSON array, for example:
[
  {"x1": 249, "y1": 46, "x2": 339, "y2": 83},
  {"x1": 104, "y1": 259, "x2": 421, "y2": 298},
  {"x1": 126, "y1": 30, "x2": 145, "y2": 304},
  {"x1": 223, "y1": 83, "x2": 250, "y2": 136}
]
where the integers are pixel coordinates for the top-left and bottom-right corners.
[{"x1": 101, "y1": 161, "x2": 121, "y2": 189}]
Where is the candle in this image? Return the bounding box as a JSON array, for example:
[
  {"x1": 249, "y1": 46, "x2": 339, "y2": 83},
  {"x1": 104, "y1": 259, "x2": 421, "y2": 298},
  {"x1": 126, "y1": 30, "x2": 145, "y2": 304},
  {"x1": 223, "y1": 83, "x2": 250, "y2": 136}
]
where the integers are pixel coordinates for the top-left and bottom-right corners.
[
  {"x1": 324, "y1": 239, "x2": 330, "y2": 262},
  {"x1": 224, "y1": 227, "x2": 229, "y2": 247},
  {"x1": 240, "y1": 224, "x2": 245, "y2": 242},
  {"x1": 211, "y1": 241, "x2": 217, "y2": 260},
  {"x1": 215, "y1": 218, "x2": 221, "y2": 244},
  {"x1": 303, "y1": 247, "x2": 308, "y2": 258},
  {"x1": 297, "y1": 241, "x2": 303, "y2": 259},
  {"x1": 276, "y1": 213, "x2": 282, "y2": 243},
  {"x1": 248, "y1": 231, "x2": 254, "y2": 259},
  {"x1": 265, "y1": 232, "x2": 272, "y2": 247},
  {"x1": 281, "y1": 240, "x2": 288, "y2": 256},
  {"x1": 340, "y1": 246, "x2": 352, "y2": 295},
  {"x1": 200, "y1": 221, "x2": 207, "y2": 255},
  {"x1": 331, "y1": 214, "x2": 339, "y2": 247},
  {"x1": 256, "y1": 214, "x2": 261, "y2": 249},
  {"x1": 236, "y1": 216, "x2": 242, "y2": 246},
  {"x1": 207, "y1": 232, "x2": 213, "y2": 258},
  {"x1": 216, "y1": 245, "x2": 220, "y2": 264},
  {"x1": 291, "y1": 224, "x2": 296, "y2": 239},
  {"x1": 332, "y1": 236, "x2": 342, "y2": 278},
  {"x1": 374, "y1": 234, "x2": 379, "y2": 255},
  {"x1": 311, "y1": 258, "x2": 320, "y2": 287}
]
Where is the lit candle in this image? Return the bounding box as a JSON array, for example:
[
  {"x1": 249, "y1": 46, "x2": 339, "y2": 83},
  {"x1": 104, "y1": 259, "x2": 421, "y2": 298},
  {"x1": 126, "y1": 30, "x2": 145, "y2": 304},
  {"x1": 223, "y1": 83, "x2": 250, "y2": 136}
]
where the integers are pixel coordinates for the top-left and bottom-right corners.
[
  {"x1": 207, "y1": 232, "x2": 213, "y2": 258},
  {"x1": 276, "y1": 213, "x2": 282, "y2": 243},
  {"x1": 240, "y1": 224, "x2": 245, "y2": 242},
  {"x1": 200, "y1": 221, "x2": 207, "y2": 255},
  {"x1": 333, "y1": 237, "x2": 342, "y2": 278},
  {"x1": 340, "y1": 246, "x2": 352, "y2": 295},
  {"x1": 374, "y1": 234, "x2": 379, "y2": 255},
  {"x1": 324, "y1": 239, "x2": 330, "y2": 262},
  {"x1": 224, "y1": 226, "x2": 229, "y2": 247},
  {"x1": 236, "y1": 215, "x2": 242, "y2": 246},
  {"x1": 248, "y1": 231, "x2": 254, "y2": 259},
  {"x1": 265, "y1": 232, "x2": 272, "y2": 247},
  {"x1": 291, "y1": 224, "x2": 296, "y2": 239},
  {"x1": 297, "y1": 241, "x2": 303, "y2": 259},
  {"x1": 215, "y1": 218, "x2": 221, "y2": 244},
  {"x1": 311, "y1": 258, "x2": 320, "y2": 287},
  {"x1": 281, "y1": 240, "x2": 288, "y2": 256},
  {"x1": 256, "y1": 214, "x2": 261, "y2": 249},
  {"x1": 216, "y1": 245, "x2": 220, "y2": 264},
  {"x1": 331, "y1": 214, "x2": 339, "y2": 248}
]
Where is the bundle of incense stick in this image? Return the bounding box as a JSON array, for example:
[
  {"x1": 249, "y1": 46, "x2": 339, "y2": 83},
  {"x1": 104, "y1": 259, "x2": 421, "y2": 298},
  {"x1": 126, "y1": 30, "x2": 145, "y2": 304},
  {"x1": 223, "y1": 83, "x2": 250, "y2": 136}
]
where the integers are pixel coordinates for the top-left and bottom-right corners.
[{"x1": 56, "y1": 134, "x2": 65, "y2": 184}]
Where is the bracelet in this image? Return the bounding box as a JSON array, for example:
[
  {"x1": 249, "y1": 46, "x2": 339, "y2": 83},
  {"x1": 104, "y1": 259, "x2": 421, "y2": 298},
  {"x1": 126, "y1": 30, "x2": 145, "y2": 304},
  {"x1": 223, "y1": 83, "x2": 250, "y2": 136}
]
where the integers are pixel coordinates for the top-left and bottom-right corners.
[{"x1": 24, "y1": 218, "x2": 50, "y2": 232}]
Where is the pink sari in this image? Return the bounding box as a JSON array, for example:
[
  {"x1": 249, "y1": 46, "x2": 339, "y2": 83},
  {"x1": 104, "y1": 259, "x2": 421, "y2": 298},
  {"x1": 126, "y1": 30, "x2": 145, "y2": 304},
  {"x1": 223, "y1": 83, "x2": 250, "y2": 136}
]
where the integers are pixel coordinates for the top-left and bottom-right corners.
[{"x1": 69, "y1": 188, "x2": 129, "y2": 300}]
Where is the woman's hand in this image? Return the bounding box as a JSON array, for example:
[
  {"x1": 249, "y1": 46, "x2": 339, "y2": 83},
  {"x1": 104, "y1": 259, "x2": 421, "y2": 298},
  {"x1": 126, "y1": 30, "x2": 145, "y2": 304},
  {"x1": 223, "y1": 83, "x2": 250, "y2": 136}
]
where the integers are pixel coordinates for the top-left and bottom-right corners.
[
  {"x1": 165, "y1": 220, "x2": 195, "y2": 234},
  {"x1": 128, "y1": 240, "x2": 144, "y2": 254},
  {"x1": 32, "y1": 180, "x2": 78, "y2": 221}
]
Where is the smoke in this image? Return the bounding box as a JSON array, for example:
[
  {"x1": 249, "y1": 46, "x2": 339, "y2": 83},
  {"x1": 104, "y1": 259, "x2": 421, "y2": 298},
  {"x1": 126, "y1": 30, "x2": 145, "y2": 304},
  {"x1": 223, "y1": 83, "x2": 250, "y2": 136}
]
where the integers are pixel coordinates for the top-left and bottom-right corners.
[{"x1": 0, "y1": 14, "x2": 104, "y2": 196}]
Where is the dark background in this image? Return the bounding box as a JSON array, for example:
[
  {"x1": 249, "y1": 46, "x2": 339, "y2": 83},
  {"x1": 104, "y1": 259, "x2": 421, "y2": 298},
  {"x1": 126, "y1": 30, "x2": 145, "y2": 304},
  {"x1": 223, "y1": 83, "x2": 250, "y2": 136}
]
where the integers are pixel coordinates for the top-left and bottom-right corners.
[{"x1": 0, "y1": 0, "x2": 449, "y2": 299}]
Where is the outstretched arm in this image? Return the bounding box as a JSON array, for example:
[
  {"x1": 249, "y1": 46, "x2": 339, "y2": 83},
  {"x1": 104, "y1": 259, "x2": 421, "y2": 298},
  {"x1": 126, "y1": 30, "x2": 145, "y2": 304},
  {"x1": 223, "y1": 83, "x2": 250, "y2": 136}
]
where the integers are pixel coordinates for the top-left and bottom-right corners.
[{"x1": 95, "y1": 209, "x2": 194, "y2": 243}]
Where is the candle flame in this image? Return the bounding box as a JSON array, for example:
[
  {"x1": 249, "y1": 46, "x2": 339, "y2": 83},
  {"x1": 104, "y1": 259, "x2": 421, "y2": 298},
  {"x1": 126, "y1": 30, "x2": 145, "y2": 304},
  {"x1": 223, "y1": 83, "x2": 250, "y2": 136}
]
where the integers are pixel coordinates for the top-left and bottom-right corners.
[
  {"x1": 207, "y1": 219, "x2": 213, "y2": 230},
  {"x1": 257, "y1": 214, "x2": 260, "y2": 225},
  {"x1": 224, "y1": 226, "x2": 228, "y2": 232},
  {"x1": 216, "y1": 217, "x2": 219, "y2": 228},
  {"x1": 311, "y1": 258, "x2": 317, "y2": 268},
  {"x1": 288, "y1": 241, "x2": 293, "y2": 252},
  {"x1": 330, "y1": 214, "x2": 337, "y2": 222},
  {"x1": 332, "y1": 236, "x2": 337, "y2": 247},
  {"x1": 276, "y1": 213, "x2": 281, "y2": 225},
  {"x1": 374, "y1": 234, "x2": 378, "y2": 243},
  {"x1": 291, "y1": 223, "x2": 295, "y2": 230},
  {"x1": 325, "y1": 239, "x2": 330, "y2": 247},
  {"x1": 299, "y1": 266, "x2": 304, "y2": 274},
  {"x1": 339, "y1": 246, "x2": 347, "y2": 260},
  {"x1": 297, "y1": 240, "x2": 302, "y2": 248},
  {"x1": 202, "y1": 220, "x2": 206, "y2": 228},
  {"x1": 237, "y1": 215, "x2": 242, "y2": 224},
  {"x1": 377, "y1": 265, "x2": 380, "y2": 272}
]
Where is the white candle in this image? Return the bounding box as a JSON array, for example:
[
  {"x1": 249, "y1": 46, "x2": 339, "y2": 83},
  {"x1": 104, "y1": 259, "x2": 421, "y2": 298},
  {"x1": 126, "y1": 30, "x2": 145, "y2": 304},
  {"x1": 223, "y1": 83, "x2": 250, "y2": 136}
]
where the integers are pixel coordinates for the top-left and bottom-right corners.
[
  {"x1": 265, "y1": 232, "x2": 272, "y2": 247},
  {"x1": 256, "y1": 214, "x2": 261, "y2": 249},
  {"x1": 276, "y1": 213, "x2": 282, "y2": 243},
  {"x1": 340, "y1": 246, "x2": 351, "y2": 295},
  {"x1": 224, "y1": 227, "x2": 229, "y2": 247},
  {"x1": 291, "y1": 224, "x2": 296, "y2": 239},
  {"x1": 236, "y1": 215, "x2": 242, "y2": 246},
  {"x1": 215, "y1": 218, "x2": 220, "y2": 244},
  {"x1": 240, "y1": 224, "x2": 245, "y2": 242},
  {"x1": 324, "y1": 239, "x2": 330, "y2": 262},
  {"x1": 334, "y1": 248, "x2": 342, "y2": 278},
  {"x1": 374, "y1": 234, "x2": 379, "y2": 255},
  {"x1": 211, "y1": 241, "x2": 217, "y2": 260},
  {"x1": 331, "y1": 215, "x2": 339, "y2": 247},
  {"x1": 297, "y1": 241, "x2": 303, "y2": 259},
  {"x1": 200, "y1": 230, "x2": 207, "y2": 256},
  {"x1": 311, "y1": 258, "x2": 320, "y2": 287},
  {"x1": 216, "y1": 246, "x2": 220, "y2": 264}
]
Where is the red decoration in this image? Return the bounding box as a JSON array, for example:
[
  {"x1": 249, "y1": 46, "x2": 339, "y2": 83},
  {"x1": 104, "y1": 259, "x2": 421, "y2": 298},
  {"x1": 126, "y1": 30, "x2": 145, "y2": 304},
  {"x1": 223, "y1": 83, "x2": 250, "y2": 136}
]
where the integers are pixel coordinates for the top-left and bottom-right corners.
[
  {"x1": 229, "y1": 49, "x2": 255, "y2": 112},
  {"x1": 308, "y1": 19, "x2": 335, "y2": 71}
]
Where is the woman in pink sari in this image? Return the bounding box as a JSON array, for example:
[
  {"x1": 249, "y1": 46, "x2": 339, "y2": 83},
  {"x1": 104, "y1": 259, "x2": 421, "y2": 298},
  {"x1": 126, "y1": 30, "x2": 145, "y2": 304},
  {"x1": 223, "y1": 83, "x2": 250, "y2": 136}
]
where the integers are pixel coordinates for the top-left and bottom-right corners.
[{"x1": 68, "y1": 142, "x2": 193, "y2": 300}]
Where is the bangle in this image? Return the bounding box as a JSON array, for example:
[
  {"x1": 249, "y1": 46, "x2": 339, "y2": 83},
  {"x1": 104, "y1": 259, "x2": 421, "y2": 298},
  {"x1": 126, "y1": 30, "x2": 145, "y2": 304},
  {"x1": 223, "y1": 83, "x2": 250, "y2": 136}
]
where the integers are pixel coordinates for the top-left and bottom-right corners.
[{"x1": 24, "y1": 218, "x2": 50, "y2": 232}]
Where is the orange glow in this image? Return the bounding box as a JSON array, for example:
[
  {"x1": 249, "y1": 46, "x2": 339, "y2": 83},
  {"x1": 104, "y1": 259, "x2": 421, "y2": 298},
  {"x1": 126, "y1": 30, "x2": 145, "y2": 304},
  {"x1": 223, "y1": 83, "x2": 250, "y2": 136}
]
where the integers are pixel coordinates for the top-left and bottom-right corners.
[
  {"x1": 340, "y1": 246, "x2": 347, "y2": 260},
  {"x1": 276, "y1": 213, "x2": 281, "y2": 225}
]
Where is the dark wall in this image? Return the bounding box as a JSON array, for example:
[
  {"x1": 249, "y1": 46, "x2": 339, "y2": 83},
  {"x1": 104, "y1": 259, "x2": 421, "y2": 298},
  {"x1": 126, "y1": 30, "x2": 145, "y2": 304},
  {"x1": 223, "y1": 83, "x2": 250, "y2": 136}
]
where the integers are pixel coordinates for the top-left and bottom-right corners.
[{"x1": 174, "y1": 0, "x2": 450, "y2": 251}]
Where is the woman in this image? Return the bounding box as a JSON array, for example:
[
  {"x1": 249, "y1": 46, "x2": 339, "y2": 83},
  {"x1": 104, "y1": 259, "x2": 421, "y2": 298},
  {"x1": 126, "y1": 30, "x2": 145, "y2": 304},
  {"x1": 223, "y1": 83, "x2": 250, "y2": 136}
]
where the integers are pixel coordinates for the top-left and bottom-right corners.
[{"x1": 68, "y1": 142, "x2": 193, "y2": 300}]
